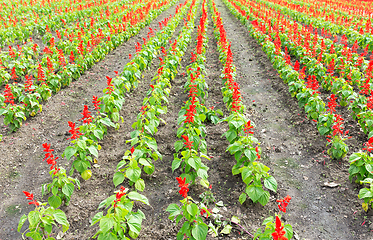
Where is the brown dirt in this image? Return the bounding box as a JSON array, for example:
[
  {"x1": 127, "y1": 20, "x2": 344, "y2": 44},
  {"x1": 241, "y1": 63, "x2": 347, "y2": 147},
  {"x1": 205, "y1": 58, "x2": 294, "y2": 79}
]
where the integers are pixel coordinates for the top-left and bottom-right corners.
[{"x1": 1, "y1": 0, "x2": 372, "y2": 240}]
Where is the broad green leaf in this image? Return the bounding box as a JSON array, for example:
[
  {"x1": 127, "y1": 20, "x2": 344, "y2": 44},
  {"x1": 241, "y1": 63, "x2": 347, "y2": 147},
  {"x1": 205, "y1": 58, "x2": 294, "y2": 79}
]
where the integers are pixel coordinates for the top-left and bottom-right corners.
[
  {"x1": 128, "y1": 191, "x2": 149, "y2": 205},
  {"x1": 48, "y1": 195, "x2": 62, "y2": 209},
  {"x1": 88, "y1": 145, "x2": 98, "y2": 157},
  {"x1": 62, "y1": 183, "x2": 74, "y2": 197},
  {"x1": 126, "y1": 167, "x2": 141, "y2": 182},
  {"x1": 17, "y1": 214, "x2": 27, "y2": 232},
  {"x1": 113, "y1": 172, "x2": 125, "y2": 187},
  {"x1": 91, "y1": 212, "x2": 103, "y2": 226},
  {"x1": 99, "y1": 216, "x2": 115, "y2": 234},
  {"x1": 238, "y1": 192, "x2": 247, "y2": 205},
  {"x1": 359, "y1": 188, "x2": 373, "y2": 199},
  {"x1": 26, "y1": 231, "x2": 42, "y2": 240},
  {"x1": 63, "y1": 146, "x2": 76, "y2": 160},
  {"x1": 257, "y1": 191, "x2": 270, "y2": 206},
  {"x1": 53, "y1": 209, "x2": 69, "y2": 227},
  {"x1": 135, "y1": 179, "x2": 145, "y2": 192},
  {"x1": 187, "y1": 203, "x2": 199, "y2": 216},
  {"x1": 264, "y1": 176, "x2": 277, "y2": 192},
  {"x1": 246, "y1": 185, "x2": 264, "y2": 203},
  {"x1": 166, "y1": 204, "x2": 181, "y2": 220},
  {"x1": 28, "y1": 211, "x2": 39, "y2": 227},
  {"x1": 192, "y1": 222, "x2": 208, "y2": 240}
]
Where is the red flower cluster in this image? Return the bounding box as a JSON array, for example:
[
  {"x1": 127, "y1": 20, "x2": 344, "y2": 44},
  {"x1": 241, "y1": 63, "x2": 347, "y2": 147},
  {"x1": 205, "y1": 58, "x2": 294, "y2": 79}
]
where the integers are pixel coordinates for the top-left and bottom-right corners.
[
  {"x1": 181, "y1": 135, "x2": 193, "y2": 150},
  {"x1": 184, "y1": 97, "x2": 197, "y2": 123},
  {"x1": 11, "y1": 67, "x2": 17, "y2": 80},
  {"x1": 23, "y1": 191, "x2": 39, "y2": 207},
  {"x1": 327, "y1": 94, "x2": 338, "y2": 114},
  {"x1": 37, "y1": 63, "x2": 46, "y2": 84},
  {"x1": 176, "y1": 177, "x2": 189, "y2": 198},
  {"x1": 272, "y1": 216, "x2": 288, "y2": 240},
  {"x1": 363, "y1": 138, "x2": 373, "y2": 152},
  {"x1": 114, "y1": 186, "x2": 126, "y2": 208},
  {"x1": 4, "y1": 84, "x2": 15, "y2": 105},
  {"x1": 42, "y1": 143, "x2": 60, "y2": 174},
  {"x1": 92, "y1": 96, "x2": 101, "y2": 112},
  {"x1": 255, "y1": 146, "x2": 261, "y2": 159},
  {"x1": 305, "y1": 75, "x2": 319, "y2": 94},
  {"x1": 277, "y1": 195, "x2": 291, "y2": 213},
  {"x1": 200, "y1": 208, "x2": 212, "y2": 218},
  {"x1": 24, "y1": 75, "x2": 34, "y2": 92},
  {"x1": 67, "y1": 121, "x2": 83, "y2": 140},
  {"x1": 79, "y1": 105, "x2": 93, "y2": 124},
  {"x1": 243, "y1": 120, "x2": 254, "y2": 136},
  {"x1": 105, "y1": 76, "x2": 114, "y2": 94},
  {"x1": 9, "y1": 46, "x2": 16, "y2": 59}
]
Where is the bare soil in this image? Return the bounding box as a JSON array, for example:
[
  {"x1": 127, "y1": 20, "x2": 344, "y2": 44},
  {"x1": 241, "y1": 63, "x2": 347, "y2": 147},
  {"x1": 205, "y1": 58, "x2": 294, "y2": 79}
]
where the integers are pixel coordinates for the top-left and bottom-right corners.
[{"x1": 0, "y1": 0, "x2": 372, "y2": 240}]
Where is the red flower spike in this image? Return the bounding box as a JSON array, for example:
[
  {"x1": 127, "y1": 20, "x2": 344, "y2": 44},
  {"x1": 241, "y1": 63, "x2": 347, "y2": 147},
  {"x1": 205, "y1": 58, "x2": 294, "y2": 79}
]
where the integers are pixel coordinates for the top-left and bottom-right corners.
[
  {"x1": 272, "y1": 216, "x2": 288, "y2": 240},
  {"x1": 181, "y1": 135, "x2": 193, "y2": 150},
  {"x1": 79, "y1": 105, "x2": 93, "y2": 124},
  {"x1": 131, "y1": 147, "x2": 135, "y2": 154},
  {"x1": 92, "y1": 96, "x2": 101, "y2": 111},
  {"x1": 67, "y1": 121, "x2": 83, "y2": 140},
  {"x1": 23, "y1": 191, "x2": 39, "y2": 207},
  {"x1": 176, "y1": 177, "x2": 189, "y2": 198}
]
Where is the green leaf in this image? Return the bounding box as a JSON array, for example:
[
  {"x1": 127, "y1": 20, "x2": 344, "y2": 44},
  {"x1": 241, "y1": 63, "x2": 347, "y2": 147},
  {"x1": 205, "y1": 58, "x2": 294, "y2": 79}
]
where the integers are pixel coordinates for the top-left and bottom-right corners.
[
  {"x1": 127, "y1": 215, "x2": 142, "y2": 237},
  {"x1": 220, "y1": 224, "x2": 232, "y2": 234},
  {"x1": 187, "y1": 203, "x2": 199, "y2": 216},
  {"x1": 113, "y1": 172, "x2": 125, "y2": 187},
  {"x1": 241, "y1": 166, "x2": 253, "y2": 184},
  {"x1": 53, "y1": 209, "x2": 69, "y2": 227},
  {"x1": 172, "y1": 158, "x2": 182, "y2": 172},
  {"x1": 48, "y1": 195, "x2": 62, "y2": 209},
  {"x1": 128, "y1": 191, "x2": 149, "y2": 205},
  {"x1": 139, "y1": 158, "x2": 151, "y2": 167},
  {"x1": 192, "y1": 222, "x2": 208, "y2": 240},
  {"x1": 91, "y1": 212, "x2": 103, "y2": 226},
  {"x1": 26, "y1": 231, "x2": 42, "y2": 240},
  {"x1": 28, "y1": 211, "x2": 39, "y2": 227},
  {"x1": 246, "y1": 185, "x2": 264, "y2": 203},
  {"x1": 359, "y1": 188, "x2": 373, "y2": 199},
  {"x1": 88, "y1": 145, "x2": 98, "y2": 157},
  {"x1": 93, "y1": 129, "x2": 104, "y2": 140},
  {"x1": 200, "y1": 179, "x2": 209, "y2": 188},
  {"x1": 99, "y1": 216, "x2": 115, "y2": 234},
  {"x1": 264, "y1": 176, "x2": 277, "y2": 192},
  {"x1": 17, "y1": 214, "x2": 27, "y2": 232},
  {"x1": 199, "y1": 114, "x2": 206, "y2": 122},
  {"x1": 63, "y1": 146, "x2": 76, "y2": 160},
  {"x1": 146, "y1": 138, "x2": 157, "y2": 151},
  {"x1": 135, "y1": 179, "x2": 145, "y2": 192},
  {"x1": 257, "y1": 191, "x2": 270, "y2": 206},
  {"x1": 284, "y1": 224, "x2": 293, "y2": 240},
  {"x1": 225, "y1": 129, "x2": 237, "y2": 143},
  {"x1": 126, "y1": 167, "x2": 141, "y2": 182},
  {"x1": 62, "y1": 183, "x2": 74, "y2": 197},
  {"x1": 166, "y1": 204, "x2": 181, "y2": 220},
  {"x1": 174, "y1": 140, "x2": 184, "y2": 152},
  {"x1": 239, "y1": 192, "x2": 247, "y2": 205}
]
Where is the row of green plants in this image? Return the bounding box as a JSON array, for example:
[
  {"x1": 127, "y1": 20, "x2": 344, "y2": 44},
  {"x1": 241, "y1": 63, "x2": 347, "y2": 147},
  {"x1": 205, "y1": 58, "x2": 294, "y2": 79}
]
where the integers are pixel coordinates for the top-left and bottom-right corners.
[
  {"x1": 260, "y1": 0, "x2": 373, "y2": 51},
  {"x1": 16, "y1": 2, "x2": 190, "y2": 238},
  {"x1": 0, "y1": 0, "x2": 174, "y2": 132}
]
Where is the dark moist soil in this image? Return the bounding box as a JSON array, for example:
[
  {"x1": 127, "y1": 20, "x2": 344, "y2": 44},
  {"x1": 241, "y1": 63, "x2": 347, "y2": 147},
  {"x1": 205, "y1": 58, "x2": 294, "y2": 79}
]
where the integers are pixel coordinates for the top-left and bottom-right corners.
[{"x1": 1, "y1": 0, "x2": 372, "y2": 240}]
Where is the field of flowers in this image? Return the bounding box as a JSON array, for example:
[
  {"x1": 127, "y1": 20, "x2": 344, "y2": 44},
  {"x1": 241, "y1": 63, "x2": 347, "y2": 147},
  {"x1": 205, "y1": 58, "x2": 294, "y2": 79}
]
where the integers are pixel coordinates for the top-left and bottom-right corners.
[{"x1": 1, "y1": 0, "x2": 373, "y2": 239}]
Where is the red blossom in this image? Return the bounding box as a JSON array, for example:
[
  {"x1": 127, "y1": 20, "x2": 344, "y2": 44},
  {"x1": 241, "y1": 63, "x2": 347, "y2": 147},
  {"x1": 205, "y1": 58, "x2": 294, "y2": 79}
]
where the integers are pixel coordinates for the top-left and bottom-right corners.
[
  {"x1": 23, "y1": 191, "x2": 39, "y2": 207},
  {"x1": 67, "y1": 121, "x2": 83, "y2": 140},
  {"x1": 243, "y1": 120, "x2": 254, "y2": 136},
  {"x1": 176, "y1": 177, "x2": 189, "y2": 198},
  {"x1": 92, "y1": 96, "x2": 101, "y2": 111},
  {"x1": 42, "y1": 143, "x2": 59, "y2": 171},
  {"x1": 272, "y1": 216, "x2": 288, "y2": 240},
  {"x1": 277, "y1": 195, "x2": 292, "y2": 213},
  {"x1": 114, "y1": 186, "x2": 126, "y2": 208},
  {"x1": 181, "y1": 135, "x2": 193, "y2": 150},
  {"x1": 79, "y1": 105, "x2": 93, "y2": 124}
]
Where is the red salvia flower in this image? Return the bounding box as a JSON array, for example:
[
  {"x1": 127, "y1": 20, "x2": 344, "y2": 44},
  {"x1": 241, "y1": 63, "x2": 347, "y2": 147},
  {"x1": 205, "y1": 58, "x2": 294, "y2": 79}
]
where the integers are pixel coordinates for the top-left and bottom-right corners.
[
  {"x1": 184, "y1": 100, "x2": 196, "y2": 123},
  {"x1": 9, "y1": 46, "x2": 16, "y2": 58},
  {"x1": 37, "y1": 63, "x2": 45, "y2": 84},
  {"x1": 243, "y1": 120, "x2": 254, "y2": 136},
  {"x1": 42, "y1": 143, "x2": 59, "y2": 171},
  {"x1": 327, "y1": 94, "x2": 338, "y2": 114},
  {"x1": 46, "y1": 57, "x2": 54, "y2": 72},
  {"x1": 67, "y1": 121, "x2": 83, "y2": 140},
  {"x1": 277, "y1": 195, "x2": 292, "y2": 213},
  {"x1": 255, "y1": 146, "x2": 261, "y2": 159},
  {"x1": 4, "y1": 84, "x2": 15, "y2": 105},
  {"x1": 176, "y1": 177, "x2": 189, "y2": 198},
  {"x1": 11, "y1": 67, "x2": 17, "y2": 80},
  {"x1": 105, "y1": 76, "x2": 114, "y2": 94},
  {"x1": 92, "y1": 96, "x2": 101, "y2": 111},
  {"x1": 79, "y1": 105, "x2": 93, "y2": 124},
  {"x1": 69, "y1": 51, "x2": 75, "y2": 64},
  {"x1": 181, "y1": 135, "x2": 193, "y2": 150},
  {"x1": 113, "y1": 186, "x2": 126, "y2": 208},
  {"x1": 272, "y1": 216, "x2": 288, "y2": 240},
  {"x1": 363, "y1": 138, "x2": 373, "y2": 152},
  {"x1": 23, "y1": 191, "x2": 39, "y2": 207},
  {"x1": 24, "y1": 75, "x2": 33, "y2": 92}
]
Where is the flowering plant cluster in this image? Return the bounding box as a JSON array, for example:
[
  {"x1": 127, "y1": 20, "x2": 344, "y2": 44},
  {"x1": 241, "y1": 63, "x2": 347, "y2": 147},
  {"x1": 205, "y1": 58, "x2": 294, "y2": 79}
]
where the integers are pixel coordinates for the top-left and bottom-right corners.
[
  {"x1": 91, "y1": 186, "x2": 149, "y2": 239},
  {"x1": 210, "y1": 0, "x2": 277, "y2": 206},
  {"x1": 172, "y1": 0, "x2": 211, "y2": 188},
  {"x1": 114, "y1": 0, "x2": 198, "y2": 192},
  {"x1": 0, "y1": 0, "x2": 177, "y2": 132}
]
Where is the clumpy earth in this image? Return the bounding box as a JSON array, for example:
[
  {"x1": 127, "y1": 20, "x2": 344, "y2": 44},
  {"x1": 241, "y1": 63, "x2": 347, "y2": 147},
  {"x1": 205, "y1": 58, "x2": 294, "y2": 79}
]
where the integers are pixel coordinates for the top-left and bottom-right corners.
[{"x1": 0, "y1": 0, "x2": 372, "y2": 239}]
